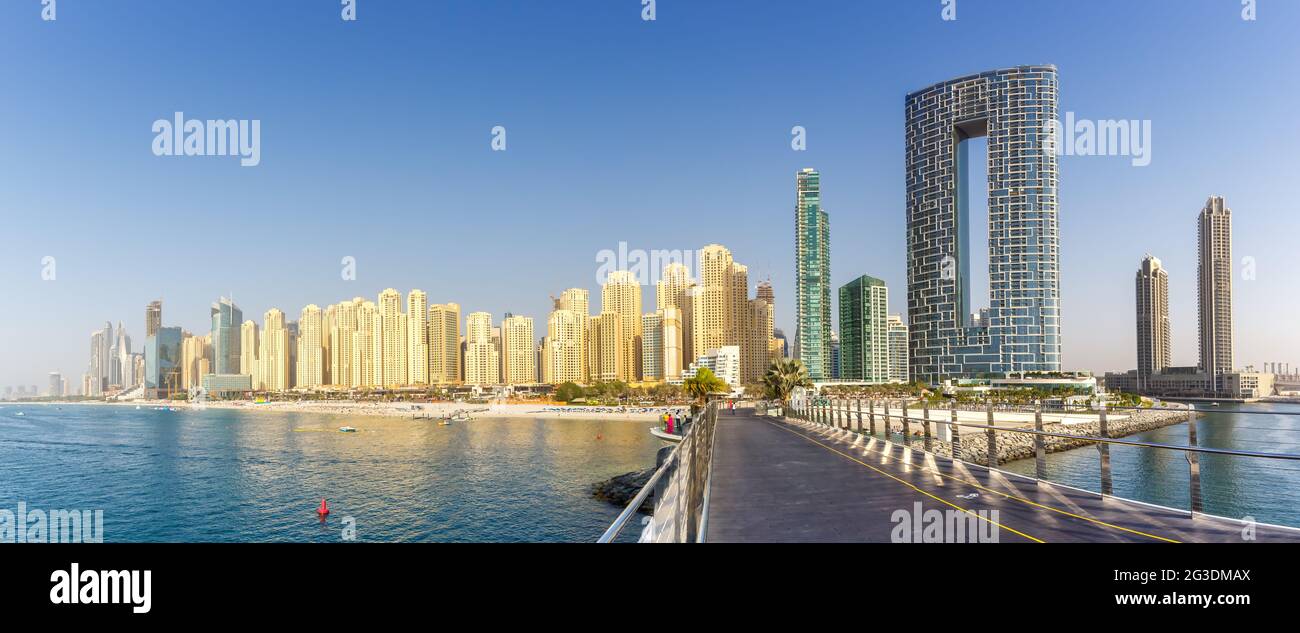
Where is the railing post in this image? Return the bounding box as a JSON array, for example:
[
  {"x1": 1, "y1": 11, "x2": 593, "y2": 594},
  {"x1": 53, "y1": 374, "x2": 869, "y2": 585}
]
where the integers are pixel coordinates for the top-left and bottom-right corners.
[
  {"x1": 836, "y1": 399, "x2": 843, "y2": 429},
  {"x1": 901, "y1": 400, "x2": 911, "y2": 447},
  {"x1": 950, "y1": 401, "x2": 961, "y2": 461},
  {"x1": 855, "y1": 398, "x2": 863, "y2": 433},
  {"x1": 882, "y1": 400, "x2": 891, "y2": 441},
  {"x1": 1098, "y1": 401, "x2": 1112, "y2": 496},
  {"x1": 922, "y1": 401, "x2": 932, "y2": 451},
  {"x1": 985, "y1": 401, "x2": 997, "y2": 468},
  {"x1": 868, "y1": 400, "x2": 877, "y2": 437},
  {"x1": 1034, "y1": 400, "x2": 1046, "y2": 480},
  {"x1": 1187, "y1": 405, "x2": 1203, "y2": 515}
]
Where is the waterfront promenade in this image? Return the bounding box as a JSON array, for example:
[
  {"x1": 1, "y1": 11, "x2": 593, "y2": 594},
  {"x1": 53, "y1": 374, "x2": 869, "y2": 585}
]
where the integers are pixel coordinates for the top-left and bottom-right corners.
[{"x1": 704, "y1": 411, "x2": 1300, "y2": 543}]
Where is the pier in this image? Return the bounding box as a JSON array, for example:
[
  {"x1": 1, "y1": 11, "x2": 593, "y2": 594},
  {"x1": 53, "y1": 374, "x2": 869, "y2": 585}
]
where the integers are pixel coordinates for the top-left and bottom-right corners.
[{"x1": 600, "y1": 402, "x2": 1300, "y2": 543}]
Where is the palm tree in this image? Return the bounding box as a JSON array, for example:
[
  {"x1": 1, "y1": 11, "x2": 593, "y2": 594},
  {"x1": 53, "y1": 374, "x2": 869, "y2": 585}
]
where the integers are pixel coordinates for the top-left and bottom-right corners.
[
  {"x1": 683, "y1": 367, "x2": 728, "y2": 404},
  {"x1": 763, "y1": 359, "x2": 812, "y2": 404}
]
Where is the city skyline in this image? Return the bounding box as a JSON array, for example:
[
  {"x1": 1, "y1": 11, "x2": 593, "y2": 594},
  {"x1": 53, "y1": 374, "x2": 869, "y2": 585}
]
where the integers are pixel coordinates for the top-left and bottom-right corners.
[{"x1": 4, "y1": 1, "x2": 1300, "y2": 387}]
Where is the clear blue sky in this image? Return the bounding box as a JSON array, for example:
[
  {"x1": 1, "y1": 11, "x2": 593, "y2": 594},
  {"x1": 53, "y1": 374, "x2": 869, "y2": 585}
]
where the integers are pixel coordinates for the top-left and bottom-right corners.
[{"x1": 2, "y1": 0, "x2": 1298, "y2": 389}]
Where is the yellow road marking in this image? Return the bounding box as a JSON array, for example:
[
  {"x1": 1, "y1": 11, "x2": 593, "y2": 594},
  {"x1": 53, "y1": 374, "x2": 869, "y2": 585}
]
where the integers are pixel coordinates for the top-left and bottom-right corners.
[
  {"x1": 752, "y1": 419, "x2": 1044, "y2": 543},
  {"x1": 777, "y1": 418, "x2": 1181, "y2": 544}
]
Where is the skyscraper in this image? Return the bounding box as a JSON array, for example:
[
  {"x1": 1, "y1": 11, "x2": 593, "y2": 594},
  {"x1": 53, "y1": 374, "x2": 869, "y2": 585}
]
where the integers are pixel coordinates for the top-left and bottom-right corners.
[
  {"x1": 428, "y1": 303, "x2": 461, "y2": 385},
  {"x1": 330, "y1": 299, "x2": 358, "y2": 387},
  {"x1": 905, "y1": 66, "x2": 1061, "y2": 382},
  {"x1": 260, "y1": 308, "x2": 290, "y2": 392},
  {"x1": 406, "y1": 290, "x2": 429, "y2": 385},
  {"x1": 210, "y1": 297, "x2": 243, "y2": 376},
  {"x1": 501, "y1": 315, "x2": 536, "y2": 385},
  {"x1": 146, "y1": 300, "x2": 162, "y2": 337},
  {"x1": 88, "y1": 322, "x2": 112, "y2": 396},
  {"x1": 557, "y1": 289, "x2": 590, "y2": 381},
  {"x1": 1136, "y1": 255, "x2": 1171, "y2": 392},
  {"x1": 108, "y1": 322, "x2": 130, "y2": 387},
  {"x1": 839, "y1": 275, "x2": 890, "y2": 383},
  {"x1": 297, "y1": 305, "x2": 325, "y2": 388},
  {"x1": 1198, "y1": 196, "x2": 1234, "y2": 393},
  {"x1": 352, "y1": 300, "x2": 378, "y2": 387},
  {"x1": 641, "y1": 312, "x2": 664, "y2": 382},
  {"x1": 795, "y1": 168, "x2": 832, "y2": 380},
  {"x1": 378, "y1": 289, "x2": 407, "y2": 387},
  {"x1": 181, "y1": 332, "x2": 211, "y2": 390},
  {"x1": 602, "y1": 270, "x2": 643, "y2": 382},
  {"x1": 887, "y1": 315, "x2": 908, "y2": 382},
  {"x1": 656, "y1": 263, "x2": 693, "y2": 372},
  {"x1": 464, "y1": 311, "x2": 500, "y2": 386},
  {"x1": 240, "y1": 320, "x2": 259, "y2": 384},
  {"x1": 593, "y1": 311, "x2": 625, "y2": 382},
  {"x1": 660, "y1": 306, "x2": 685, "y2": 382},
  {"x1": 145, "y1": 326, "x2": 183, "y2": 399},
  {"x1": 546, "y1": 308, "x2": 586, "y2": 385}
]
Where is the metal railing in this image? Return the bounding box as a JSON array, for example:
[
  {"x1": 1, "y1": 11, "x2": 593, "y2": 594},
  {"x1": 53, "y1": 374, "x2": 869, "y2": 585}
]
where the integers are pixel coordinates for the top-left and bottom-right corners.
[
  {"x1": 598, "y1": 401, "x2": 720, "y2": 543},
  {"x1": 786, "y1": 398, "x2": 1300, "y2": 517}
]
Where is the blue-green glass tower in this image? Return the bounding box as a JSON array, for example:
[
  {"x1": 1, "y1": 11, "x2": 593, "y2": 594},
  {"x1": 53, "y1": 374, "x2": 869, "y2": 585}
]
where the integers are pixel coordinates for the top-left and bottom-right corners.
[{"x1": 795, "y1": 168, "x2": 832, "y2": 380}]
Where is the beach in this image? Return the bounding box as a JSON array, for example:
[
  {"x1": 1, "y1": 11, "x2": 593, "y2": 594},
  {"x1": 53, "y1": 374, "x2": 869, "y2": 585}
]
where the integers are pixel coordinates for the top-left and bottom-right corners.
[{"x1": 27, "y1": 399, "x2": 679, "y2": 421}]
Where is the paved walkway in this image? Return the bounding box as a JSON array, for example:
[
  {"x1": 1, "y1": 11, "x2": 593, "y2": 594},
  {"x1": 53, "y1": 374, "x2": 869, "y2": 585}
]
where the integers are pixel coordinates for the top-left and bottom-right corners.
[{"x1": 704, "y1": 412, "x2": 1300, "y2": 543}]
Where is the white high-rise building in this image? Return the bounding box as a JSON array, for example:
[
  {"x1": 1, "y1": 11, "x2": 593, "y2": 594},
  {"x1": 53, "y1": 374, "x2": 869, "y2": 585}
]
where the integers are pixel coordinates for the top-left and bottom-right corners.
[
  {"x1": 546, "y1": 308, "x2": 586, "y2": 385},
  {"x1": 1136, "y1": 255, "x2": 1171, "y2": 392},
  {"x1": 428, "y1": 303, "x2": 461, "y2": 385},
  {"x1": 1197, "y1": 196, "x2": 1234, "y2": 393},
  {"x1": 260, "y1": 308, "x2": 290, "y2": 391},
  {"x1": 352, "y1": 300, "x2": 379, "y2": 387},
  {"x1": 406, "y1": 290, "x2": 429, "y2": 385},
  {"x1": 501, "y1": 315, "x2": 536, "y2": 386},
  {"x1": 240, "y1": 320, "x2": 259, "y2": 387},
  {"x1": 378, "y1": 288, "x2": 407, "y2": 387},
  {"x1": 464, "y1": 312, "x2": 500, "y2": 386},
  {"x1": 602, "y1": 270, "x2": 643, "y2": 382},
  {"x1": 887, "y1": 315, "x2": 908, "y2": 383},
  {"x1": 296, "y1": 305, "x2": 325, "y2": 388}
]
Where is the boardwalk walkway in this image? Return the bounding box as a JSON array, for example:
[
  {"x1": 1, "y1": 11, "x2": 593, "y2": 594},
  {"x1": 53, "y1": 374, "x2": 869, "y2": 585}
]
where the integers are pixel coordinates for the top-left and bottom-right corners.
[{"x1": 704, "y1": 411, "x2": 1300, "y2": 543}]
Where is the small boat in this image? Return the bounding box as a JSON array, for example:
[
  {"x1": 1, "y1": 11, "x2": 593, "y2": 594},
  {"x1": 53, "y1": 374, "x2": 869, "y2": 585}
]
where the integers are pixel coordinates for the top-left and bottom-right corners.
[
  {"x1": 317, "y1": 498, "x2": 330, "y2": 516},
  {"x1": 1211, "y1": 402, "x2": 1221, "y2": 407},
  {"x1": 338, "y1": 426, "x2": 358, "y2": 433},
  {"x1": 438, "y1": 420, "x2": 452, "y2": 426},
  {"x1": 450, "y1": 411, "x2": 471, "y2": 422},
  {"x1": 135, "y1": 405, "x2": 141, "y2": 410},
  {"x1": 14, "y1": 412, "x2": 24, "y2": 416}
]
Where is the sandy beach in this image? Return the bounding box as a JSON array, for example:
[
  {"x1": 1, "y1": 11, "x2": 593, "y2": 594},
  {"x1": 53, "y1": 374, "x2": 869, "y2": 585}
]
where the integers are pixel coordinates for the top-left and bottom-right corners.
[{"x1": 33, "y1": 399, "x2": 680, "y2": 421}]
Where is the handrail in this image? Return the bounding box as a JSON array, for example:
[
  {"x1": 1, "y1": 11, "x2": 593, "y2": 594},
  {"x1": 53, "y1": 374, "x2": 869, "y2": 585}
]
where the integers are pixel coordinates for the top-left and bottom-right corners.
[
  {"x1": 596, "y1": 446, "x2": 682, "y2": 543},
  {"x1": 789, "y1": 397, "x2": 1300, "y2": 517},
  {"x1": 868, "y1": 411, "x2": 1300, "y2": 460},
  {"x1": 598, "y1": 401, "x2": 719, "y2": 543}
]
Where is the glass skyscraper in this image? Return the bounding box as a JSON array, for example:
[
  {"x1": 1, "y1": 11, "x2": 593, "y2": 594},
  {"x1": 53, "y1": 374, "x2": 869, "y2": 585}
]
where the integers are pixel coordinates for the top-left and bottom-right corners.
[
  {"x1": 210, "y1": 297, "x2": 243, "y2": 376},
  {"x1": 839, "y1": 275, "x2": 889, "y2": 383},
  {"x1": 795, "y1": 168, "x2": 832, "y2": 381},
  {"x1": 905, "y1": 66, "x2": 1061, "y2": 383},
  {"x1": 145, "y1": 326, "x2": 183, "y2": 399}
]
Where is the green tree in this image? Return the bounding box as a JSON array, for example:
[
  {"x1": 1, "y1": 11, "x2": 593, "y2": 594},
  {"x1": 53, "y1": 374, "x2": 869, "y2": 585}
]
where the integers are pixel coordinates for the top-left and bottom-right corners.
[
  {"x1": 762, "y1": 359, "x2": 813, "y2": 403},
  {"x1": 554, "y1": 382, "x2": 584, "y2": 403},
  {"x1": 683, "y1": 367, "x2": 728, "y2": 404}
]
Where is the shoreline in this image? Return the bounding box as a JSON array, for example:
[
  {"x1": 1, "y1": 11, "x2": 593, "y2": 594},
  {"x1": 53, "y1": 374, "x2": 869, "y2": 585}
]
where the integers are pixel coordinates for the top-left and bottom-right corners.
[{"x1": 15, "y1": 399, "x2": 679, "y2": 422}]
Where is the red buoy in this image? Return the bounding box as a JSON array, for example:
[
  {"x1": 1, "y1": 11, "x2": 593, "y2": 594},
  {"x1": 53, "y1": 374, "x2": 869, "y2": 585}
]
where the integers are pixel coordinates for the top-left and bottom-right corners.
[{"x1": 317, "y1": 498, "x2": 330, "y2": 516}]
